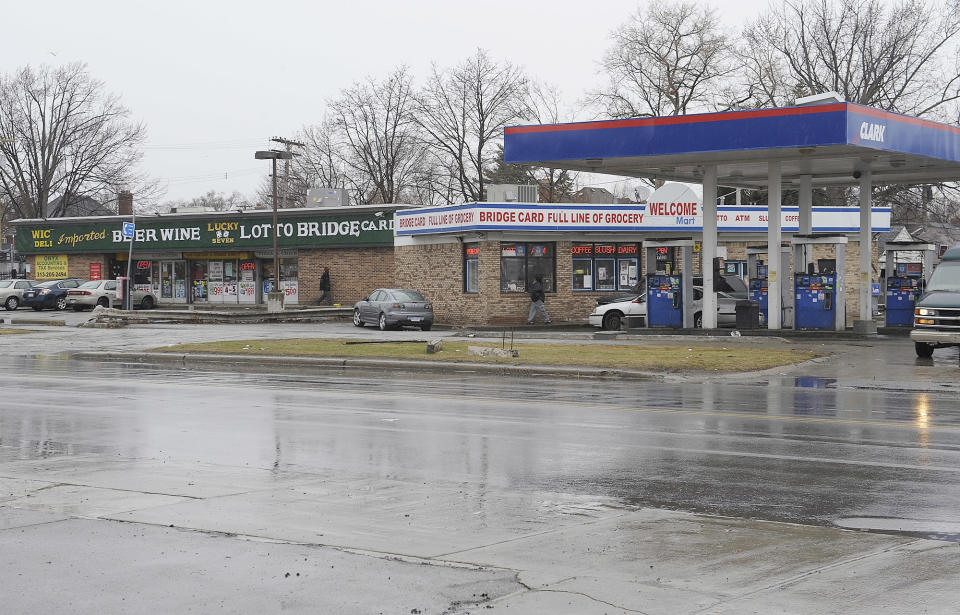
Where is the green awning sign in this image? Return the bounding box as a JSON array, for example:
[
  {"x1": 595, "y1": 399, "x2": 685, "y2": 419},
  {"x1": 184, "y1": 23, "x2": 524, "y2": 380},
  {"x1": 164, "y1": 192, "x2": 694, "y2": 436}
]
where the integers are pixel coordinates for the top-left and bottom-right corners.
[{"x1": 15, "y1": 213, "x2": 395, "y2": 254}]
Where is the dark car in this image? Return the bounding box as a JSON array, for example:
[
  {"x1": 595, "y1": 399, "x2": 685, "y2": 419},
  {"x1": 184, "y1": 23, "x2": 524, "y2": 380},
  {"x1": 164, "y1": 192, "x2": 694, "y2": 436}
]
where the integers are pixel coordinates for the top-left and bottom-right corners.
[
  {"x1": 21, "y1": 279, "x2": 85, "y2": 311},
  {"x1": 353, "y1": 288, "x2": 434, "y2": 331},
  {"x1": 595, "y1": 274, "x2": 748, "y2": 305}
]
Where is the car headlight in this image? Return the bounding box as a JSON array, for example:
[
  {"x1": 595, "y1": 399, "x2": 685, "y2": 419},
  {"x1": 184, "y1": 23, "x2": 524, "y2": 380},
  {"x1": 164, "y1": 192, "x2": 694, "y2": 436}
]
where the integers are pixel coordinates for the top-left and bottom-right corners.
[{"x1": 916, "y1": 308, "x2": 936, "y2": 316}]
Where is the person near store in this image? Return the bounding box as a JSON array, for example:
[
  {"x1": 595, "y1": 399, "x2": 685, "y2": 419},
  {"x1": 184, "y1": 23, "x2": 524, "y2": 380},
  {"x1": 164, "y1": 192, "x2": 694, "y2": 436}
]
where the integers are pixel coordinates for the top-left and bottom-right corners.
[
  {"x1": 317, "y1": 266, "x2": 333, "y2": 305},
  {"x1": 526, "y1": 275, "x2": 551, "y2": 325}
]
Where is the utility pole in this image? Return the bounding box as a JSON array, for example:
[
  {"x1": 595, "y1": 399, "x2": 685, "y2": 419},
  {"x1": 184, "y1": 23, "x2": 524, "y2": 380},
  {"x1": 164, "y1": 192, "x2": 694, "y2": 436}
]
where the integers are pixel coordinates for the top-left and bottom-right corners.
[{"x1": 270, "y1": 136, "x2": 304, "y2": 208}]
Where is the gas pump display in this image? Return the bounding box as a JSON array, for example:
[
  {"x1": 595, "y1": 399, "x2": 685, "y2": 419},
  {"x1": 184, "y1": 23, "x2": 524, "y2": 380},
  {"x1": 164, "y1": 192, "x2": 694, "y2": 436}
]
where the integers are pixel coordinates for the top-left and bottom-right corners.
[
  {"x1": 749, "y1": 265, "x2": 769, "y2": 322},
  {"x1": 885, "y1": 276, "x2": 921, "y2": 326},
  {"x1": 647, "y1": 274, "x2": 683, "y2": 328},
  {"x1": 794, "y1": 273, "x2": 837, "y2": 330}
]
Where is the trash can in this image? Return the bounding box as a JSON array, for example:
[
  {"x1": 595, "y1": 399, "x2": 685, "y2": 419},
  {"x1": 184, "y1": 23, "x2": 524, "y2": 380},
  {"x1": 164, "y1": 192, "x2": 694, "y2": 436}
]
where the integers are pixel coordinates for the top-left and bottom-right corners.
[{"x1": 735, "y1": 300, "x2": 760, "y2": 329}]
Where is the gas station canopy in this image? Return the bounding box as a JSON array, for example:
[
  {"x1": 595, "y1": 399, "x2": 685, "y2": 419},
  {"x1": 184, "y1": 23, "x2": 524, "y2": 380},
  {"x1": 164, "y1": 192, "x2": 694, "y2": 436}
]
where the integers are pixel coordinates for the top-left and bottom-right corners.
[{"x1": 504, "y1": 102, "x2": 960, "y2": 187}]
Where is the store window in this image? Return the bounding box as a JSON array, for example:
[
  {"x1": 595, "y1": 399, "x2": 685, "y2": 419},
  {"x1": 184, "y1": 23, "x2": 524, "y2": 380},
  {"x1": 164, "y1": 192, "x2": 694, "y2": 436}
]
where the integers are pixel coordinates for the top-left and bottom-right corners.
[
  {"x1": 464, "y1": 244, "x2": 479, "y2": 293},
  {"x1": 500, "y1": 243, "x2": 555, "y2": 293},
  {"x1": 571, "y1": 243, "x2": 640, "y2": 291}
]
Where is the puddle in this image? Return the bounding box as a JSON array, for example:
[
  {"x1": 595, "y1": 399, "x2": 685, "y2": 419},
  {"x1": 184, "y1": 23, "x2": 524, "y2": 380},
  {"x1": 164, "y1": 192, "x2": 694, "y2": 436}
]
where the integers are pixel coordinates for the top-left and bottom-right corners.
[
  {"x1": 835, "y1": 516, "x2": 960, "y2": 542},
  {"x1": 794, "y1": 376, "x2": 837, "y2": 388}
]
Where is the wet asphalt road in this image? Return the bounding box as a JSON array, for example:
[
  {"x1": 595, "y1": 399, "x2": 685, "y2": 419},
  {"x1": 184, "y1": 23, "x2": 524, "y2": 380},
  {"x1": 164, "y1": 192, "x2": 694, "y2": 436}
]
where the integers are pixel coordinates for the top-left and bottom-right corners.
[{"x1": 3, "y1": 352, "x2": 958, "y2": 538}]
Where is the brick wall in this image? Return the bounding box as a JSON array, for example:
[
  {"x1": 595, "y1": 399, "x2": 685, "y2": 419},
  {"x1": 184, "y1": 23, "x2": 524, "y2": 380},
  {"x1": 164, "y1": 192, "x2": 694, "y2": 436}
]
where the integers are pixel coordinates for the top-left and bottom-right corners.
[{"x1": 298, "y1": 247, "x2": 394, "y2": 306}]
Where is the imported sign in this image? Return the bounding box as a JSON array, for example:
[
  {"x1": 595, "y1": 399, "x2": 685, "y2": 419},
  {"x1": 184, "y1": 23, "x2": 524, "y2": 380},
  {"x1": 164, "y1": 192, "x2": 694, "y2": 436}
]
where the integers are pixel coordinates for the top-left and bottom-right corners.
[{"x1": 36, "y1": 254, "x2": 69, "y2": 279}]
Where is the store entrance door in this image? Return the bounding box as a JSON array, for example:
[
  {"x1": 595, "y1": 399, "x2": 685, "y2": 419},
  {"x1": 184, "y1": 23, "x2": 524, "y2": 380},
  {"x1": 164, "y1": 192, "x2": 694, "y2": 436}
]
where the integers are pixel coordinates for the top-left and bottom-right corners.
[{"x1": 158, "y1": 261, "x2": 188, "y2": 304}]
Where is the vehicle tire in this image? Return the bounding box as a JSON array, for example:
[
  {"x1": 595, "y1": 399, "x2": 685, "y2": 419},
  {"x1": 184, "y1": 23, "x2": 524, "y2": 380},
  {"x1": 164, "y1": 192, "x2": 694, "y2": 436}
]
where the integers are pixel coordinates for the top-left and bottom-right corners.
[
  {"x1": 694, "y1": 312, "x2": 703, "y2": 328},
  {"x1": 379, "y1": 313, "x2": 388, "y2": 331},
  {"x1": 72, "y1": 305, "x2": 85, "y2": 312},
  {"x1": 4, "y1": 296, "x2": 17, "y2": 311},
  {"x1": 97, "y1": 297, "x2": 110, "y2": 308},
  {"x1": 55, "y1": 296, "x2": 67, "y2": 311},
  {"x1": 353, "y1": 309, "x2": 364, "y2": 327},
  {"x1": 420, "y1": 323, "x2": 432, "y2": 332},
  {"x1": 915, "y1": 342, "x2": 935, "y2": 358},
  {"x1": 140, "y1": 295, "x2": 155, "y2": 310},
  {"x1": 602, "y1": 311, "x2": 623, "y2": 331}
]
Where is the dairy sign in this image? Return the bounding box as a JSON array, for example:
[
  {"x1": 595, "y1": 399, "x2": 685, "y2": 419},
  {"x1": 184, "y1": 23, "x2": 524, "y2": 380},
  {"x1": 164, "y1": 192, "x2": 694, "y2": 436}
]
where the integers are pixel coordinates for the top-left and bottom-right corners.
[{"x1": 14, "y1": 212, "x2": 395, "y2": 254}]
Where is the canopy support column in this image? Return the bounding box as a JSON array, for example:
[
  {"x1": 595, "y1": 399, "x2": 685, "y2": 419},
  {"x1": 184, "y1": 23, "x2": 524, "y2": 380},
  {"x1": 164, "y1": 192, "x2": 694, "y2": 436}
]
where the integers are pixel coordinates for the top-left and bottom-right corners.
[
  {"x1": 798, "y1": 174, "x2": 813, "y2": 234},
  {"x1": 858, "y1": 171, "x2": 874, "y2": 325},
  {"x1": 701, "y1": 164, "x2": 718, "y2": 329},
  {"x1": 767, "y1": 162, "x2": 782, "y2": 330}
]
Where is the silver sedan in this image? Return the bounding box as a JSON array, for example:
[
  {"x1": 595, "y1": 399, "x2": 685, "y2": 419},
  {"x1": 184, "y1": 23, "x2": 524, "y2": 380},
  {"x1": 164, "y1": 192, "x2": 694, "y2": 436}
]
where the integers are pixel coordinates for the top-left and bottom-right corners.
[{"x1": 353, "y1": 288, "x2": 434, "y2": 331}]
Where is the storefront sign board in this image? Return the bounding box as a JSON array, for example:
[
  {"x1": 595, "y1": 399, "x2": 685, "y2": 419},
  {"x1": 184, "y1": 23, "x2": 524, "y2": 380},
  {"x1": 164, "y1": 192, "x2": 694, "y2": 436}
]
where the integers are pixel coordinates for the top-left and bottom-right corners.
[
  {"x1": 36, "y1": 254, "x2": 69, "y2": 279},
  {"x1": 15, "y1": 213, "x2": 394, "y2": 254},
  {"x1": 395, "y1": 202, "x2": 892, "y2": 235}
]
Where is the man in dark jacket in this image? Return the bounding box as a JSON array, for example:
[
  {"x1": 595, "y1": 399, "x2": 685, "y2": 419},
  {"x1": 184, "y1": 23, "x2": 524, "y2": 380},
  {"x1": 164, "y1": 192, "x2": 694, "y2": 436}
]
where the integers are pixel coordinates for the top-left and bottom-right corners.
[
  {"x1": 317, "y1": 267, "x2": 333, "y2": 305},
  {"x1": 526, "y1": 275, "x2": 551, "y2": 324}
]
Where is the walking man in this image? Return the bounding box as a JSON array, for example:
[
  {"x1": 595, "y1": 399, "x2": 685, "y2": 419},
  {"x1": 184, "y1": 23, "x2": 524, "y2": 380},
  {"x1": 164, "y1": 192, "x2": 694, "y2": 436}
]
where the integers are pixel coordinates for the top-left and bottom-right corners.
[
  {"x1": 317, "y1": 266, "x2": 333, "y2": 305},
  {"x1": 526, "y1": 275, "x2": 551, "y2": 324}
]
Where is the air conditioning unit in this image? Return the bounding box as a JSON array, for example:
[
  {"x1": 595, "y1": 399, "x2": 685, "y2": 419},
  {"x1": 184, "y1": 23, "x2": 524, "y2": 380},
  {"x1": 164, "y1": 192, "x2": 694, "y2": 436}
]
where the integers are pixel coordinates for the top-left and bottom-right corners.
[
  {"x1": 485, "y1": 184, "x2": 538, "y2": 203},
  {"x1": 306, "y1": 188, "x2": 349, "y2": 208}
]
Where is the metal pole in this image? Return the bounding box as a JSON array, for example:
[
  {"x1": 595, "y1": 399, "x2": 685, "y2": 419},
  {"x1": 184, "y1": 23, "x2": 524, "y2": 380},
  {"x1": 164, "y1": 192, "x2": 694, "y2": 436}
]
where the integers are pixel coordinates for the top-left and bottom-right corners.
[
  {"x1": 272, "y1": 157, "x2": 280, "y2": 292},
  {"x1": 124, "y1": 202, "x2": 135, "y2": 310}
]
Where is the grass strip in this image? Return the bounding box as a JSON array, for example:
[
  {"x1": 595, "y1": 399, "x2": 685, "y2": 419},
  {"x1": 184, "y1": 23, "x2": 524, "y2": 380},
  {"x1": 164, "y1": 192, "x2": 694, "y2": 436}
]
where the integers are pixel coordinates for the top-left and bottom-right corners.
[{"x1": 156, "y1": 338, "x2": 819, "y2": 373}]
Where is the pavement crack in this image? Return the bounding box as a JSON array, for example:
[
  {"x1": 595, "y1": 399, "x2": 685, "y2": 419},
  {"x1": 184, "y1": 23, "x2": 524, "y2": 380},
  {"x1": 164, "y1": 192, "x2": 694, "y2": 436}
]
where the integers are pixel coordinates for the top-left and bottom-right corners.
[{"x1": 514, "y1": 578, "x2": 652, "y2": 614}]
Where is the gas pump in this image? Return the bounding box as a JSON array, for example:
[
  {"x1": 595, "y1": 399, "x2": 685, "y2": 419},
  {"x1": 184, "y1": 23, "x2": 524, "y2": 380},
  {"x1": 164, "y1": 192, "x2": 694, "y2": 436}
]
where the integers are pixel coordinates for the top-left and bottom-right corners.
[
  {"x1": 746, "y1": 245, "x2": 793, "y2": 327},
  {"x1": 644, "y1": 239, "x2": 695, "y2": 329},
  {"x1": 791, "y1": 235, "x2": 847, "y2": 331},
  {"x1": 883, "y1": 241, "x2": 936, "y2": 327}
]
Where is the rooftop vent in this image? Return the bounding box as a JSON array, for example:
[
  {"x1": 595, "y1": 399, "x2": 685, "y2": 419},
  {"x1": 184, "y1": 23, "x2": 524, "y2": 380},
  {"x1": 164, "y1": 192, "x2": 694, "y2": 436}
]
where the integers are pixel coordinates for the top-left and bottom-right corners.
[{"x1": 795, "y1": 92, "x2": 845, "y2": 106}]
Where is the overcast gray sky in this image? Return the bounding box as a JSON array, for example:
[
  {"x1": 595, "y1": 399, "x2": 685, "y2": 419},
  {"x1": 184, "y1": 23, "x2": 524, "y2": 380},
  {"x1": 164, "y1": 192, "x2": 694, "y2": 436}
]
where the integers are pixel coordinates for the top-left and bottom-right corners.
[{"x1": 4, "y1": 0, "x2": 762, "y2": 204}]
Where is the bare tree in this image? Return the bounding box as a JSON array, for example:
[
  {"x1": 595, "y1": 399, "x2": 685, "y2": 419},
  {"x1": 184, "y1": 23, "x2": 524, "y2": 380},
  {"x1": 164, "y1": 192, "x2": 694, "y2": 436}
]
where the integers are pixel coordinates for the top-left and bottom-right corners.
[
  {"x1": 0, "y1": 63, "x2": 147, "y2": 219},
  {"x1": 415, "y1": 49, "x2": 528, "y2": 202},
  {"x1": 594, "y1": 0, "x2": 739, "y2": 118},
  {"x1": 329, "y1": 67, "x2": 423, "y2": 204},
  {"x1": 162, "y1": 189, "x2": 251, "y2": 213},
  {"x1": 743, "y1": 0, "x2": 960, "y2": 116},
  {"x1": 517, "y1": 82, "x2": 577, "y2": 202}
]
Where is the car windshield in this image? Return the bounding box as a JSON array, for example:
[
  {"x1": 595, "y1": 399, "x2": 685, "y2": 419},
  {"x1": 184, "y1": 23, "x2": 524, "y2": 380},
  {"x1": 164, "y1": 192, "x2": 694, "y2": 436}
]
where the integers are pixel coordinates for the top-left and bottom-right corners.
[
  {"x1": 78, "y1": 281, "x2": 101, "y2": 289},
  {"x1": 392, "y1": 290, "x2": 426, "y2": 302},
  {"x1": 925, "y1": 261, "x2": 960, "y2": 292},
  {"x1": 35, "y1": 280, "x2": 59, "y2": 288}
]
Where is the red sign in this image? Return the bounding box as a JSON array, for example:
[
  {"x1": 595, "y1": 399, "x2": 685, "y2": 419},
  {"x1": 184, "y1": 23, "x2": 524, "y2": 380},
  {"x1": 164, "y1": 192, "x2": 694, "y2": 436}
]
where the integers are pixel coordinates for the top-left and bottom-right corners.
[
  {"x1": 137, "y1": 260, "x2": 151, "y2": 270},
  {"x1": 595, "y1": 244, "x2": 616, "y2": 256},
  {"x1": 240, "y1": 261, "x2": 256, "y2": 271},
  {"x1": 89, "y1": 263, "x2": 102, "y2": 281},
  {"x1": 571, "y1": 244, "x2": 593, "y2": 256},
  {"x1": 617, "y1": 244, "x2": 638, "y2": 256},
  {"x1": 465, "y1": 247, "x2": 479, "y2": 256}
]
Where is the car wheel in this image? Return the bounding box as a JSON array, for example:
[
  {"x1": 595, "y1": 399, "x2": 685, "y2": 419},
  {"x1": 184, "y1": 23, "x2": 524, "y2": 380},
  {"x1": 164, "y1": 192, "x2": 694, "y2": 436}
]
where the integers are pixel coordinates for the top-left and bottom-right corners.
[
  {"x1": 353, "y1": 309, "x2": 364, "y2": 327},
  {"x1": 4, "y1": 296, "x2": 17, "y2": 311},
  {"x1": 915, "y1": 342, "x2": 935, "y2": 358},
  {"x1": 602, "y1": 311, "x2": 623, "y2": 331},
  {"x1": 694, "y1": 312, "x2": 703, "y2": 328},
  {"x1": 420, "y1": 323, "x2": 432, "y2": 332},
  {"x1": 379, "y1": 313, "x2": 388, "y2": 331},
  {"x1": 140, "y1": 295, "x2": 155, "y2": 310},
  {"x1": 55, "y1": 296, "x2": 67, "y2": 311},
  {"x1": 97, "y1": 297, "x2": 110, "y2": 308}
]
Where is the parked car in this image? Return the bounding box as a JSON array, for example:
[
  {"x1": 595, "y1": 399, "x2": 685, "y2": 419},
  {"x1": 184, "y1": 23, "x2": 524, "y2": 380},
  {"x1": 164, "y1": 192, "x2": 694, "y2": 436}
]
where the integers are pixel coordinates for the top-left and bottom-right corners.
[
  {"x1": 588, "y1": 287, "x2": 743, "y2": 330},
  {"x1": 595, "y1": 274, "x2": 748, "y2": 306},
  {"x1": 353, "y1": 288, "x2": 434, "y2": 331},
  {"x1": 0, "y1": 279, "x2": 35, "y2": 311},
  {"x1": 66, "y1": 280, "x2": 158, "y2": 311},
  {"x1": 21, "y1": 279, "x2": 86, "y2": 311}
]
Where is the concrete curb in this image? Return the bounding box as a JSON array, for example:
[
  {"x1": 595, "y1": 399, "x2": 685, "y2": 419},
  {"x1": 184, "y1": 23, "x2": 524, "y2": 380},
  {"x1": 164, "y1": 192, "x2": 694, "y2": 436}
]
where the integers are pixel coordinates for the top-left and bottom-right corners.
[
  {"x1": 2, "y1": 318, "x2": 66, "y2": 326},
  {"x1": 72, "y1": 350, "x2": 666, "y2": 381}
]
